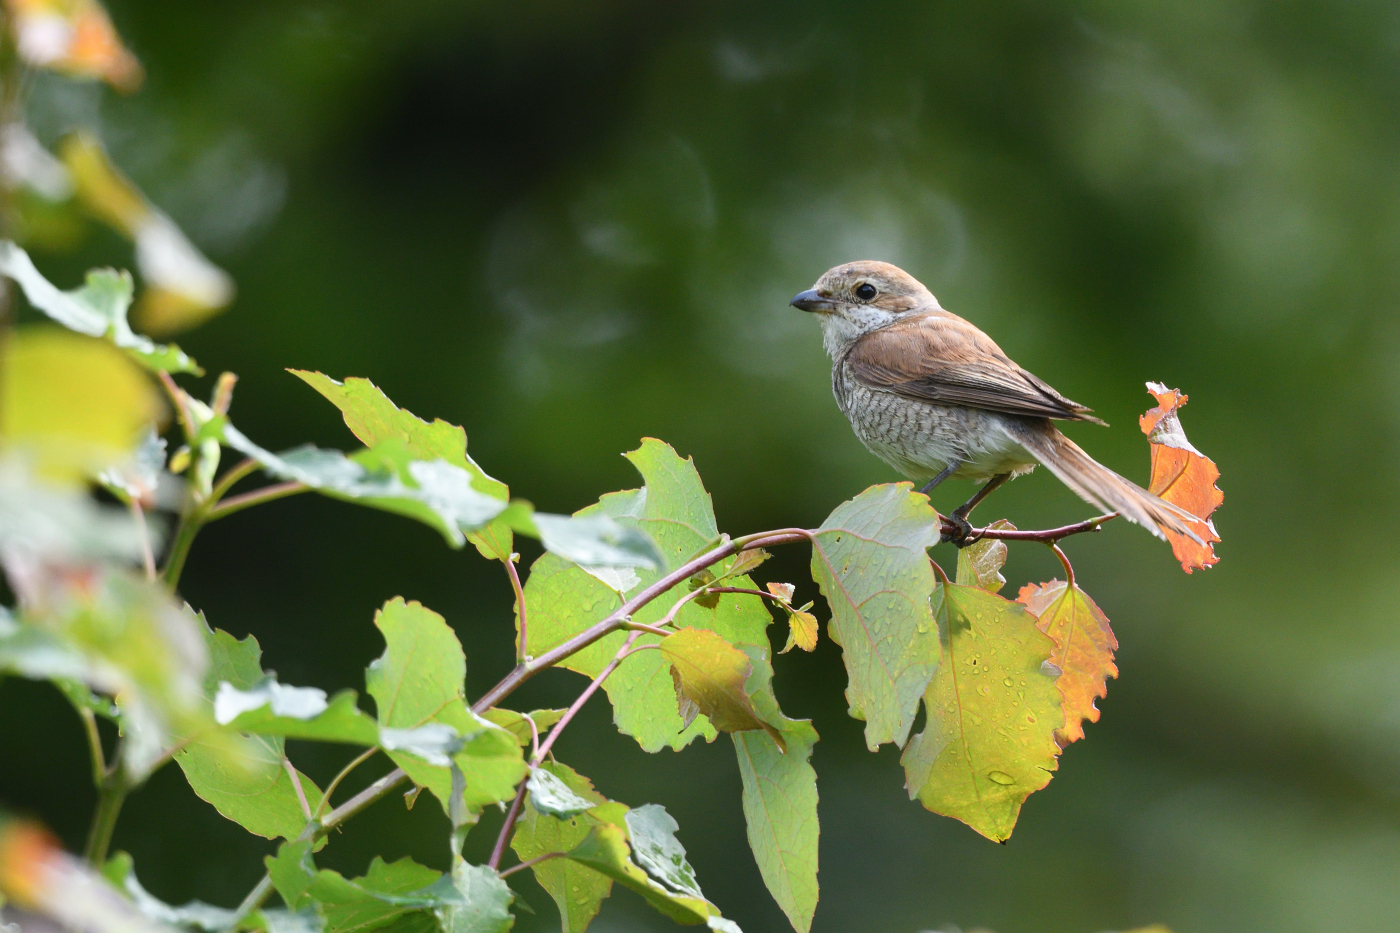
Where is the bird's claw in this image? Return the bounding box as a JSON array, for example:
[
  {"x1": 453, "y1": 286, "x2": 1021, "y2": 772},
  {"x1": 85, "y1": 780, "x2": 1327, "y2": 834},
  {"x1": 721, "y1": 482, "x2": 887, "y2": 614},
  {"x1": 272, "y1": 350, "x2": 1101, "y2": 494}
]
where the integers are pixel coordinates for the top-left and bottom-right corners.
[{"x1": 941, "y1": 513, "x2": 975, "y2": 548}]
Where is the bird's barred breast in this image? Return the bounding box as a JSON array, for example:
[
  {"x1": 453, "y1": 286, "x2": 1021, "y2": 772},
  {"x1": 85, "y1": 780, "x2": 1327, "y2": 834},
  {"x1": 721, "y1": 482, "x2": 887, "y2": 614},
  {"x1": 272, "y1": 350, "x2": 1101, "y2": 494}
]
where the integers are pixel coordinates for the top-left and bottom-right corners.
[{"x1": 832, "y1": 362, "x2": 1038, "y2": 483}]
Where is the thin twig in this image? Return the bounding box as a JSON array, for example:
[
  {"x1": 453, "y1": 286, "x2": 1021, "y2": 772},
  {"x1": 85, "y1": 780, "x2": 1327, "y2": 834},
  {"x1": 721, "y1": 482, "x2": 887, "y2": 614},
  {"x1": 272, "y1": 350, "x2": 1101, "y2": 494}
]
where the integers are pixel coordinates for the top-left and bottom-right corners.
[
  {"x1": 487, "y1": 781, "x2": 530, "y2": 870},
  {"x1": 506, "y1": 555, "x2": 528, "y2": 663},
  {"x1": 499, "y1": 851, "x2": 565, "y2": 879},
  {"x1": 534, "y1": 631, "x2": 642, "y2": 765},
  {"x1": 282, "y1": 758, "x2": 312, "y2": 819},
  {"x1": 78, "y1": 708, "x2": 106, "y2": 788},
  {"x1": 314, "y1": 747, "x2": 380, "y2": 820},
  {"x1": 707, "y1": 586, "x2": 784, "y2": 601},
  {"x1": 470, "y1": 532, "x2": 809, "y2": 712},
  {"x1": 206, "y1": 458, "x2": 259, "y2": 508},
  {"x1": 952, "y1": 512, "x2": 1118, "y2": 543},
  {"x1": 203, "y1": 482, "x2": 308, "y2": 522}
]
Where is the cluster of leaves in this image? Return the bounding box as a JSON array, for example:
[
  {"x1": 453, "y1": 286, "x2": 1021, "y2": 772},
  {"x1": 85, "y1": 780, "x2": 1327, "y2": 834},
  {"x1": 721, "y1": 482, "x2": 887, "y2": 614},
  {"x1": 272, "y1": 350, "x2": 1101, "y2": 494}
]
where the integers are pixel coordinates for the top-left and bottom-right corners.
[{"x1": 0, "y1": 5, "x2": 1223, "y2": 933}]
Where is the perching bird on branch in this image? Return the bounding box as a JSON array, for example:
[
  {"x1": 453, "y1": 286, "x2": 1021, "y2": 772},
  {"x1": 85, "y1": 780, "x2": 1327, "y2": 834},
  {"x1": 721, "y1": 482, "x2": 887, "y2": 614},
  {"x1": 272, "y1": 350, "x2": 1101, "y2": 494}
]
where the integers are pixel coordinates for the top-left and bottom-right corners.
[{"x1": 791, "y1": 261, "x2": 1199, "y2": 545}]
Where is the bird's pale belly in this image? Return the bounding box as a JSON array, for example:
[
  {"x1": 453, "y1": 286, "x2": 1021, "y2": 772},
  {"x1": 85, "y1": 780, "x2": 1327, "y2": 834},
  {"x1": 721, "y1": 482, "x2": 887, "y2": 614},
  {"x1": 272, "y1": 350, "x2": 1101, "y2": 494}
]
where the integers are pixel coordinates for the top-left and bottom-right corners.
[{"x1": 834, "y1": 376, "x2": 1037, "y2": 484}]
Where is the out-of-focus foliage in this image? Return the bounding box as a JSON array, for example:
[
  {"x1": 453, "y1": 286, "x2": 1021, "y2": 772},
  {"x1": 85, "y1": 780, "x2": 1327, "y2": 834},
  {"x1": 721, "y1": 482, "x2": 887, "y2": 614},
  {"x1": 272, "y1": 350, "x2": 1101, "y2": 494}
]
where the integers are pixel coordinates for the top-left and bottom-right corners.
[{"x1": 1, "y1": 0, "x2": 1391, "y2": 931}]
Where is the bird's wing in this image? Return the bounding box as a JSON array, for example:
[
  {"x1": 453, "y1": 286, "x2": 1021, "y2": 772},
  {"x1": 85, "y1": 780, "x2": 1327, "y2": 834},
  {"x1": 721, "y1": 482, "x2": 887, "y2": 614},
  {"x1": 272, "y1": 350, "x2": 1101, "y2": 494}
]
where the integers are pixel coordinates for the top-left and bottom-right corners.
[{"x1": 844, "y1": 311, "x2": 1106, "y2": 423}]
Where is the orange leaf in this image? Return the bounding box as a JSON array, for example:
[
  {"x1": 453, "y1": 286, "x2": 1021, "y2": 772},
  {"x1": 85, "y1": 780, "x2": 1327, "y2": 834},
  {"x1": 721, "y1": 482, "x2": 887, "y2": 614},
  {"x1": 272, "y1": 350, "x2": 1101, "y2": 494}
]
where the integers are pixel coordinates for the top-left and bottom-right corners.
[
  {"x1": 1139, "y1": 382, "x2": 1222, "y2": 573},
  {"x1": 1018, "y1": 579, "x2": 1117, "y2": 745},
  {"x1": 5, "y1": 0, "x2": 143, "y2": 91}
]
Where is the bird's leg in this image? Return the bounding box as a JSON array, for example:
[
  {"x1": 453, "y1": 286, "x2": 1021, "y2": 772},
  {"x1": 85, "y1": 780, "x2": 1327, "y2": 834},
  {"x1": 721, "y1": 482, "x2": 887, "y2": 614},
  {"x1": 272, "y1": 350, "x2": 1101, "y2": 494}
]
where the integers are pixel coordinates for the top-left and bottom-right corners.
[
  {"x1": 943, "y1": 473, "x2": 1011, "y2": 548},
  {"x1": 918, "y1": 460, "x2": 961, "y2": 498}
]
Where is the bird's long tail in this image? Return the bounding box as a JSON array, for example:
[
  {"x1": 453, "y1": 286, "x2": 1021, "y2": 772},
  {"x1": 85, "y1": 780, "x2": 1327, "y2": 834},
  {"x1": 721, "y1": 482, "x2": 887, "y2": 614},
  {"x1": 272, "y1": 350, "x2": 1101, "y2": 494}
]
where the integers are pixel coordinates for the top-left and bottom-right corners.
[{"x1": 1004, "y1": 419, "x2": 1201, "y2": 543}]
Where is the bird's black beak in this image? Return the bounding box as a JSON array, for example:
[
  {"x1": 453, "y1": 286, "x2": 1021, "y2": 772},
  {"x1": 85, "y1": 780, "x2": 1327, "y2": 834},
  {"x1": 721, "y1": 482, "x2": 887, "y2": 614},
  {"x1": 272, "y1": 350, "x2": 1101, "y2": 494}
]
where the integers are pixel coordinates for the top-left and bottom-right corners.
[{"x1": 790, "y1": 289, "x2": 835, "y2": 313}]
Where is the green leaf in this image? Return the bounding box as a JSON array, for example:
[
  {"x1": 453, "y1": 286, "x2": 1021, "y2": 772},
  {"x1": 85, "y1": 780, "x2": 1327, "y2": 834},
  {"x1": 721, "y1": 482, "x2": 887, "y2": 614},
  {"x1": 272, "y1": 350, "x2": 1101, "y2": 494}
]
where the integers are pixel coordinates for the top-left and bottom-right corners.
[
  {"x1": 511, "y1": 762, "x2": 612, "y2": 933},
  {"x1": 221, "y1": 426, "x2": 507, "y2": 548},
  {"x1": 526, "y1": 767, "x2": 597, "y2": 818},
  {"x1": 901, "y1": 581, "x2": 1064, "y2": 842},
  {"x1": 955, "y1": 521, "x2": 1015, "y2": 593},
  {"x1": 221, "y1": 688, "x2": 380, "y2": 746},
  {"x1": 289, "y1": 371, "x2": 513, "y2": 561},
  {"x1": 479, "y1": 708, "x2": 565, "y2": 747},
  {"x1": 0, "y1": 241, "x2": 201, "y2": 373},
  {"x1": 268, "y1": 840, "x2": 462, "y2": 933},
  {"x1": 563, "y1": 805, "x2": 737, "y2": 930},
  {"x1": 365, "y1": 598, "x2": 525, "y2": 814},
  {"x1": 1, "y1": 327, "x2": 167, "y2": 483},
  {"x1": 659, "y1": 627, "x2": 781, "y2": 747},
  {"x1": 178, "y1": 625, "x2": 324, "y2": 840},
  {"x1": 509, "y1": 506, "x2": 664, "y2": 573},
  {"x1": 810, "y1": 483, "x2": 941, "y2": 750},
  {"x1": 435, "y1": 861, "x2": 514, "y2": 933},
  {"x1": 522, "y1": 440, "x2": 772, "y2": 752},
  {"x1": 728, "y1": 641, "x2": 818, "y2": 933}
]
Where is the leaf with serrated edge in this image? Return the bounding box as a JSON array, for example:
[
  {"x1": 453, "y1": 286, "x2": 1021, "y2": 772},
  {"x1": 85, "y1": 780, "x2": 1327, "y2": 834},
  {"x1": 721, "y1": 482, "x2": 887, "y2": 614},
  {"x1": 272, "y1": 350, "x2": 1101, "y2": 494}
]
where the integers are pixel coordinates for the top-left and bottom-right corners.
[
  {"x1": 811, "y1": 483, "x2": 940, "y2": 749},
  {"x1": 527, "y1": 767, "x2": 597, "y2": 818},
  {"x1": 1140, "y1": 382, "x2": 1222, "y2": 573},
  {"x1": 955, "y1": 521, "x2": 1015, "y2": 593},
  {"x1": 0, "y1": 241, "x2": 200, "y2": 373},
  {"x1": 365, "y1": 598, "x2": 525, "y2": 814},
  {"x1": 436, "y1": 861, "x2": 514, "y2": 933},
  {"x1": 511, "y1": 762, "x2": 612, "y2": 933},
  {"x1": 290, "y1": 371, "x2": 512, "y2": 561},
  {"x1": 660, "y1": 627, "x2": 782, "y2": 748},
  {"x1": 902, "y1": 581, "x2": 1062, "y2": 842},
  {"x1": 479, "y1": 708, "x2": 566, "y2": 747},
  {"x1": 521, "y1": 440, "x2": 772, "y2": 752},
  {"x1": 178, "y1": 626, "x2": 324, "y2": 840},
  {"x1": 780, "y1": 609, "x2": 818, "y2": 655},
  {"x1": 732, "y1": 642, "x2": 818, "y2": 933},
  {"x1": 1018, "y1": 579, "x2": 1117, "y2": 745},
  {"x1": 563, "y1": 823, "x2": 713, "y2": 926}
]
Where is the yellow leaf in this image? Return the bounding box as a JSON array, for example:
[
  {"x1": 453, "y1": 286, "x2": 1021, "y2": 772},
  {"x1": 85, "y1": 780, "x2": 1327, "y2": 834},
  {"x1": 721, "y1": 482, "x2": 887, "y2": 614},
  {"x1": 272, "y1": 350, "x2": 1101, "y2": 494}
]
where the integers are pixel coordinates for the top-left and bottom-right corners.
[{"x1": 0, "y1": 326, "x2": 162, "y2": 481}]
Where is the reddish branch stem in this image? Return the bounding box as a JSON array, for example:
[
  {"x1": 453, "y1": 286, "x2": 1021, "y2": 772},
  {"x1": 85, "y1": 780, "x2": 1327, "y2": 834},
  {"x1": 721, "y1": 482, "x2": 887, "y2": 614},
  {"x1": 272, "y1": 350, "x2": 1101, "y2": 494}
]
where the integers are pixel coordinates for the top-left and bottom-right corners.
[
  {"x1": 294, "y1": 515, "x2": 1114, "y2": 885},
  {"x1": 952, "y1": 512, "x2": 1117, "y2": 544}
]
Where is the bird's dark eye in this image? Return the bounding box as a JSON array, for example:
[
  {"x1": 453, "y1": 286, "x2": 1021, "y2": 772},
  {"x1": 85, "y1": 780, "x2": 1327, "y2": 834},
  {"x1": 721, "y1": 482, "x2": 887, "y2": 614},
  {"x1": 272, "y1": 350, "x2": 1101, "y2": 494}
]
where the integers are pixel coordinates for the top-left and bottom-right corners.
[{"x1": 855, "y1": 283, "x2": 878, "y2": 301}]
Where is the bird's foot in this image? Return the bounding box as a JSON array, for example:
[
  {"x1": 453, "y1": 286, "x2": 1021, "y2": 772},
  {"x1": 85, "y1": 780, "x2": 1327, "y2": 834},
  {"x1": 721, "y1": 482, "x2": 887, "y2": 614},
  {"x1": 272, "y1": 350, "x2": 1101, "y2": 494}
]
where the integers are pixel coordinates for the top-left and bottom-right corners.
[{"x1": 941, "y1": 513, "x2": 975, "y2": 548}]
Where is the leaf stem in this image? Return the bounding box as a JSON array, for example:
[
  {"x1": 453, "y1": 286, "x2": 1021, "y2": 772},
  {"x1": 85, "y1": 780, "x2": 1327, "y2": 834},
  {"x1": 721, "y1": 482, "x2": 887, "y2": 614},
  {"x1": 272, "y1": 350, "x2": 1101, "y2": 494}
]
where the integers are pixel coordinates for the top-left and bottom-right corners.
[
  {"x1": 314, "y1": 747, "x2": 380, "y2": 820},
  {"x1": 506, "y1": 555, "x2": 528, "y2": 664},
  {"x1": 1049, "y1": 542, "x2": 1076, "y2": 587},
  {"x1": 621, "y1": 621, "x2": 672, "y2": 638},
  {"x1": 206, "y1": 458, "x2": 259, "y2": 506},
  {"x1": 160, "y1": 509, "x2": 203, "y2": 589},
  {"x1": 203, "y1": 482, "x2": 308, "y2": 522},
  {"x1": 84, "y1": 768, "x2": 128, "y2": 865},
  {"x1": 78, "y1": 707, "x2": 106, "y2": 788},
  {"x1": 498, "y1": 851, "x2": 565, "y2": 879},
  {"x1": 282, "y1": 757, "x2": 312, "y2": 820},
  {"x1": 929, "y1": 556, "x2": 951, "y2": 586}
]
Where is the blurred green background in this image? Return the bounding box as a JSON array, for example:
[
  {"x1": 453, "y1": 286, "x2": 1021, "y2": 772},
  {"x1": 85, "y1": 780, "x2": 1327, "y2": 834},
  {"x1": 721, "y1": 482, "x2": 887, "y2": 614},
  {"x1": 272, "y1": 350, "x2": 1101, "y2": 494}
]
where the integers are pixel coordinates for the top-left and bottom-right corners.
[{"x1": 3, "y1": 1, "x2": 1397, "y2": 931}]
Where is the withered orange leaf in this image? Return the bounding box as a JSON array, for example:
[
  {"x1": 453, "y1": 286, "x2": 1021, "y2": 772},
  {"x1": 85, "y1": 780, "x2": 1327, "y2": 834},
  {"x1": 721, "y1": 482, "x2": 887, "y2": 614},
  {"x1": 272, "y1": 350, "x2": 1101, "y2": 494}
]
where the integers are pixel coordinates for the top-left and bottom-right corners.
[
  {"x1": 1017, "y1": 579, "x2": 1117, "y2": 746},
  {"x1": 1139, "y1": 382, "x2": 1222, "y2": 573}
]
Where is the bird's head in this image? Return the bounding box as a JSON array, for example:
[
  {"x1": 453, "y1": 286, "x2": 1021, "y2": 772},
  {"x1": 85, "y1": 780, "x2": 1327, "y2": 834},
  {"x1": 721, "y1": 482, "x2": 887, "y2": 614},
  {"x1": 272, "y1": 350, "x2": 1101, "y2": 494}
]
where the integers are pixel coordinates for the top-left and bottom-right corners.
[{"x1": 790, "y1": 261, "x2": 941, "y2": 356}]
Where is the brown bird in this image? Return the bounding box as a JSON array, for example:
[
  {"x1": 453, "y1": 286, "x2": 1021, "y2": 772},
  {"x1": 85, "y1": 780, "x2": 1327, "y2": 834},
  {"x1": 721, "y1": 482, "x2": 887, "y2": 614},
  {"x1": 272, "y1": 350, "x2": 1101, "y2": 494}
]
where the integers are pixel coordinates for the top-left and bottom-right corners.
[{"x1": 791, "y1": 260, "x2": 1198, "y2": 544}]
